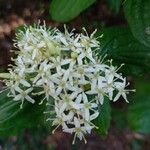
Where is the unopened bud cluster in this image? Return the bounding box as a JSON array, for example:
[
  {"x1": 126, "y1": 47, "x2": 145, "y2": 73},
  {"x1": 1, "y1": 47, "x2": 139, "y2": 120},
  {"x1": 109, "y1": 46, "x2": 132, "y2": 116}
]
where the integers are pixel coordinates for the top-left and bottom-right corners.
[{"x1": 4, "y1": 24, "x2": 132, "y2": 144}]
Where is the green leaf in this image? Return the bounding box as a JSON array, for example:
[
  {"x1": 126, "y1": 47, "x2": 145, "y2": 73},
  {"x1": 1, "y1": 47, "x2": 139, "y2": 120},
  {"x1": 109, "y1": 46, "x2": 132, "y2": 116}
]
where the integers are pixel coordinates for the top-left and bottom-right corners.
[
  {"x1": 106, "y1": 0, "x2": 122, "y2": 13},
  {"x1": 44, "y1": 98, "x2": 55, "y2": 132},
  {"x1": 124, "y1": 0, "x2": 150, "y2": 47},
  {"x1": 112, "y1": 108, "x2": 126, "y2": 130},
  {"x1": 0, "y1": 90, "x2": 46, "y2": 136},
  {"x1": 127, "y1": 94, "x2": 150, "y2": 134},
  {"x1": 127, "y1": 78, "x2": 150, "y2": 134},
  {"x1": 97, "y1": 26, "x2": 150, "y2": 75},
  {"x1": 134, "y1": 77, "x2": 150, "y2": 96},
  {"x1": 94, "y1": 99, "x2": 111, "y2": 135},
  {"x1": 50, "y1": 0, "x2": 96, "y2": 22}
]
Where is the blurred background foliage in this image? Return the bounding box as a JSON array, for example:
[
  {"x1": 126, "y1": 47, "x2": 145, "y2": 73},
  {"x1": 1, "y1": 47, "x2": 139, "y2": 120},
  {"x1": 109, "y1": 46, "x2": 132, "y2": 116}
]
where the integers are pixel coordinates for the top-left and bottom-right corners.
[{"x1": 0, "y1": 0, "x2": 150, "y2": 149}]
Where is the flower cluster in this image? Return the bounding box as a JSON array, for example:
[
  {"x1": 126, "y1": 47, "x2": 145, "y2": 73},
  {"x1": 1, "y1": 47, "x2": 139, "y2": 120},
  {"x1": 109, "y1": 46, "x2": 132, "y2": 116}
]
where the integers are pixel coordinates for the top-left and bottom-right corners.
[{"x1": 4, "y1": 24, "x2": 132, "y2": 144}]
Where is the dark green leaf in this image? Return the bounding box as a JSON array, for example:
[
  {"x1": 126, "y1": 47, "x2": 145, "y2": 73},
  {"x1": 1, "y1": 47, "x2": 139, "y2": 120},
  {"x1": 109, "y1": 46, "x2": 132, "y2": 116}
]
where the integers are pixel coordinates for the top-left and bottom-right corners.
[
  {"x1": 97, "y1": 26, "x2": 150, "y2": 75},
  {"x1": 127, "y1": 77, "x2": 150, "y2": 134},
  {"x1": 106, "y1": 0, "x2": 122, "y2": 13},
  {"x1": 134, "y1": 77, "x2": 150, "y2": 96},
  {"x1": 112, "y1": 108, "x2": 126, "y2": 130},
  {"x1": 44, "y1": 98, "x2": 55, "y2": 132},
  {"x1": 0, "y1": 90, "x2": 46, "y2": 136},
  {"x1": 127, "y1": 94, "x2": 150, "y2": 134},
  {"x1": 94, "y1": 99, "x2": 111, "y2": 135},
  {"x1": 124, "y1": 0, "x2": 150, "y2": 47},
  {"x1": 50, "y1": 0, "x2": 96, "y2": 22}
]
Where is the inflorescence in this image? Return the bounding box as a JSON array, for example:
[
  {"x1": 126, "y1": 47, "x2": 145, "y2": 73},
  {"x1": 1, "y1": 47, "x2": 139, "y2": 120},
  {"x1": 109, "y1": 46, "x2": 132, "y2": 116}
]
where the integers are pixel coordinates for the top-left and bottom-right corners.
[{"x1": 3, "y1": 24, "x2": 133, "y2": 144}]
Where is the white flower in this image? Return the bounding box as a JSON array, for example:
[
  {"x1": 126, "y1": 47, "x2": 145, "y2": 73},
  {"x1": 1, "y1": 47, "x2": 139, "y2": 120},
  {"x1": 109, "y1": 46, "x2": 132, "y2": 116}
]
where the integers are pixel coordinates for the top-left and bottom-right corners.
[
  {"x1": 33, "y1": 60, "x2": 51, "y2": 84},
  {"x1": 10, "y1": 71, "x2": 31, "y2": 87},
  {"x1": 53, "y1": 70, "x2": 70, "y2": 95},
  {"x1": 63, "y1": 117, "x2": 87, "y2": 144},
  {"x1": 81, "y1": 92, "x2": 99, "y2": 121},
  {"x1": 86, "y1": 76, "x2": 107, "y2": 105},
  {"x1": 58, "y1": 92, "x2": 81, "y2": 113},
  {"x1": 80, "y1": 28, "x2": 99, "y2": 48},
  {"x1": 14, "y1": 87, "x2": 34, "y2": 108},
  {"x1": 49, "y1": 56, "x2": 71, "y2": 75},
  {"x1": 105, "y1": 63, "x2": 124, "y2": 82},
  {"x1": 6, "y1": 81, "x2": 18, "y2": 97},
  {"x1": 113, "y1": 78, "x2": 129, "y2": 102},
  {"x1": 40, "y1": 81, "x2": 56, "y2": 102}
]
